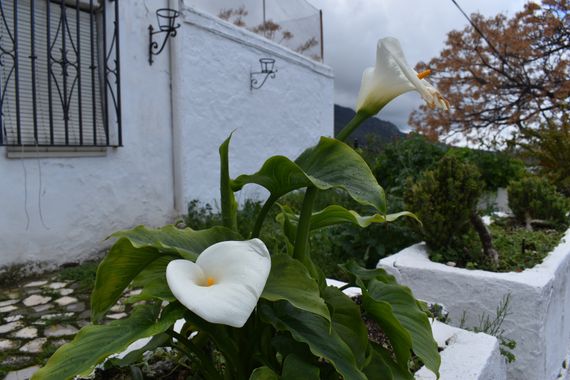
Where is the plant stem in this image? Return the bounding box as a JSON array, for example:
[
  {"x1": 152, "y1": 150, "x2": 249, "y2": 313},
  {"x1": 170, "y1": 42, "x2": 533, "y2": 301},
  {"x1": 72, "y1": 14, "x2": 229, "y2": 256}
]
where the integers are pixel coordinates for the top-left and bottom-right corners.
[
  {"x1": 293, "y1": 187, "x2": 318, "y2": 263},
  {"x1": 167, "y1": 330, "x2": 222, "y2": 380},
  {"x1": 336, "y1": 111, "x2": 370, "y2": 142},
  {"x1": 252, "y1": 195, "x2": 278, "y2": 238},
  {"x1": 220, "y1": 136, "x2": 238, "y2": 232}
]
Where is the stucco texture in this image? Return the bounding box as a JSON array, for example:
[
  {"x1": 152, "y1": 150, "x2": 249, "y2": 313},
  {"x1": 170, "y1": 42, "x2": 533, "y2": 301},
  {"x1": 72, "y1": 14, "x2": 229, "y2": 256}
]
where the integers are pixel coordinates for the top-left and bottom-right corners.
[
  {"x1": 171, "y1": 4, "x2": 334, "y2": 208},
  {"x1": 0, "y1": 1, "x2": 334, "y2": 267},
  {"x1": 379, "y1": 228, "x2": 570, "y2": 380}
]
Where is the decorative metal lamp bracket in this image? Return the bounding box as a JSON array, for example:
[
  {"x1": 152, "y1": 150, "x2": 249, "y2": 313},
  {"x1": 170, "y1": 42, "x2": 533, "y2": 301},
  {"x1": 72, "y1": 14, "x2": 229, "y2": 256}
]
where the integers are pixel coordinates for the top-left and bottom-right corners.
[
  {"x1": 148, "y1": 8, "x2": 180, "y2": 65},
  {"x1": 250, "y1": 58, "x2": 277, "y2": 90}
]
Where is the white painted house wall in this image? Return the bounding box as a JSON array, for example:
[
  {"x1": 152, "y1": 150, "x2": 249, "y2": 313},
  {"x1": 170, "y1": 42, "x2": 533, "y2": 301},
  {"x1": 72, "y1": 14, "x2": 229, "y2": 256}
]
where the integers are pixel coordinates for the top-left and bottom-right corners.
[
  {"x1": 0, "y1": 0, "x2": 334, "y2": 268},
  {"x1": 171, "y1": 4, "x2": 334, "y2": 208}
]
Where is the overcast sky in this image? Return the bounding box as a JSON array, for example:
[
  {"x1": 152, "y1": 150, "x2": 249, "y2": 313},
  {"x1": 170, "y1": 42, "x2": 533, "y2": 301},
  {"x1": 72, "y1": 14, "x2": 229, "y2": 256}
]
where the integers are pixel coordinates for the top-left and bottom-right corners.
[{"x1": 309, "y1": 0, "x2": 527, "y2": 130}]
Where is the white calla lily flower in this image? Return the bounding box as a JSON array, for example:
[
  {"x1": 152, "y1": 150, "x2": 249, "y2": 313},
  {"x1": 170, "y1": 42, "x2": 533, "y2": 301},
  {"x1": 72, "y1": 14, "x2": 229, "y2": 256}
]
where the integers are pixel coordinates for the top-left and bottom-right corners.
[
  {"x1": 166, "y1": 238, "x2": 271, "y2": 328},
  {"x1": 356, "y1": 37, "x2": 449, "y2": 116}
]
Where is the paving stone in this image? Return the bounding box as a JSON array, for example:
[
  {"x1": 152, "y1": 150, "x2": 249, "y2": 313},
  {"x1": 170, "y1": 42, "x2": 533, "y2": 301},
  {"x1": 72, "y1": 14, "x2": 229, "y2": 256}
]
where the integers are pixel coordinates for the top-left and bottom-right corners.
[
  {"x1": 4, "y1": 365, "x2": 40, "y2": 380},
  {"x1": 0, "y1": 299, "x2": 19, "y2": 308},
  {"x1": 32, "y1": 304, "x2": 53, "y2": 313},
  {"x1": 58, "y1": 288, "x2": 74, "y2": 296},
  {"x1": 19, "y1": 338, "x2": 47, "y2": 353},
  {"x1": 12, "y1": 327, "x2": 38, "y2": 339},
  {"x1": 4, "y1": 315, "x2": 23, "y2": 323},
  {"x1": 78, "y1": 310, "x2": 91, "y2": 319},
  {"x1": 65, "y1": 302, "x2": 85, "y2": 313},
  {"x1": 0, "y1": 339, "x2": 18, "y2": 351},
  {"x1": 77, "y1": 320, "x2": 90, "y2": 328},
  {"x1": 50, "y1": 338, "x2": 69, "y2": 348},
  {"x1": 44, "y1": 324, "x2": 78, "y2": 337},
  {"x1": 0, "y1": 321, "x2": 24, "y2": 334},
  {"x1": 41, "y1": 312, "x2": 75, "y2": 320},
  {"x1": 54, "y1": 296, "x2": 78, "y2": 306},
  {"x1": 2, "y1": 355, "x2": 32, "y2": 368},
  {"x1": 107, "y1": 312, "x2": 128, "y2": 320},
  {"x1": 23, "y1": 280, "x2": 48, "y2": 288},
  {"x1": 46, "y1": 282, "x2": 67, "y2": 289},
  {"x1": 126, "y1": 289, "x2": 142, "y2": 297},
  {"x1": 0, "y1": 305, "x2": 18, "y2": 313},
  {"x1": 22, "y1": 295, "x2": 52, "y2": 307},
  {"x1": 110, "y1": 304, "x2": 125, "y2": 313},
  {"x1": 5, "y1": 292, "x2": 20, "y2": 300},
  {"x1": 23, "y1": 288, "x2": 41, "y2": 295}
]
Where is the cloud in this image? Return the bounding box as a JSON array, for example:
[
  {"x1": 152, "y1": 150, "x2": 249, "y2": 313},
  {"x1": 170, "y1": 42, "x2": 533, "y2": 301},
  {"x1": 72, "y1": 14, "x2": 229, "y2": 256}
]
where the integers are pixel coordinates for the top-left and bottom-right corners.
[{"x1": 309, "y1": 0, "x2": 527, "y2": 129}]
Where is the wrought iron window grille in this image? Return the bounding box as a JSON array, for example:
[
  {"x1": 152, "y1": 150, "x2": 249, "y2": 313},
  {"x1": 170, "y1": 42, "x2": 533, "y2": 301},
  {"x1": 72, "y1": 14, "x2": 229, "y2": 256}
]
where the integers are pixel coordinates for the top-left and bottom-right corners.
[{"x1": 0, "y1": 0, "x2": 122, "y2": 148}]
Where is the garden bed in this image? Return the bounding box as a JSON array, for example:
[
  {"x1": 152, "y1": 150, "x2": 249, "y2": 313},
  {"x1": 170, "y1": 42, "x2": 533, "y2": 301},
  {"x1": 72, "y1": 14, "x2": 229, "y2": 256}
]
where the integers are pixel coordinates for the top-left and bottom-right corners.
[{"x1": 378, "y1": 228, "x2": 570, "y2": 380}]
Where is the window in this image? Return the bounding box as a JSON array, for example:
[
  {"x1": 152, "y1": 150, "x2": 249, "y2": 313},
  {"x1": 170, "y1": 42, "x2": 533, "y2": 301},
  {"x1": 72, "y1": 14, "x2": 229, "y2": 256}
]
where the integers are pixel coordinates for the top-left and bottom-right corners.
[{"x1": 0, "y1": 0, "x2": 121, "y2": 148}]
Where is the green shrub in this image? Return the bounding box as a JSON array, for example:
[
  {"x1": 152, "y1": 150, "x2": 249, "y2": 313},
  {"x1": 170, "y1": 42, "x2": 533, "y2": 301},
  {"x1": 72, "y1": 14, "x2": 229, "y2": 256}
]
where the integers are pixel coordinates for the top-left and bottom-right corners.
[
  {"x1": 373, "y1": 133, "x2": 446, "y2": 193},
  {"x1": 519, "y1": 119, "x2": 570, "y2": 196},
  {"x1": 370, "y1": 134, "x2": 524, "y2": 195},
  {"x1": 404, "y1": 155, "x2": 483, "y2": 258},
  {"x1": 508, "y1": 176, "x2": 569, "y2": 229},
  {"x1": 447, "y1": 148, "x2": 525, "y2": 191}
]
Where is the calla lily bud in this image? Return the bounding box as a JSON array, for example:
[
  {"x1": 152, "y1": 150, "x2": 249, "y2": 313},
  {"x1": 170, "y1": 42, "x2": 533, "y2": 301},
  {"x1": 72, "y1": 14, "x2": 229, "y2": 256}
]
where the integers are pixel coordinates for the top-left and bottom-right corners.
[
  {"x1": 166, "y1": 239, "x2": 271, "y2": 328},
  {"x1": 355, "y1": 37, "x2": 449, "y2": 117}
]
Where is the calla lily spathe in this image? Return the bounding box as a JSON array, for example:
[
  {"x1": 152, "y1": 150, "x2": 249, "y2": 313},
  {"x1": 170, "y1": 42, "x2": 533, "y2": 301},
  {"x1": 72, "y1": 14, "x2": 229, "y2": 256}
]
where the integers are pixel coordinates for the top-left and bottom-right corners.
[
  {"x1": 355, "y1": 37, "x2": 449, "y2": 116},
  {"x1": 166, "y1": 239, "x2": 271, "y2": 328}
]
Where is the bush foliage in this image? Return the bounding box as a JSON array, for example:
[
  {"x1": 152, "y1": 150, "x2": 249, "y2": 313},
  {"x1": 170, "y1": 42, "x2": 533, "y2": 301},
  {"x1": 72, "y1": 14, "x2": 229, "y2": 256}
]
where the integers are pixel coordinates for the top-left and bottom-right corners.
[
  {"x1": 508, "y1": 176, "x2": 569, "y2": 229},
  {"x1": 404, "y1": 155, "x2": 483, "y2": 261}
]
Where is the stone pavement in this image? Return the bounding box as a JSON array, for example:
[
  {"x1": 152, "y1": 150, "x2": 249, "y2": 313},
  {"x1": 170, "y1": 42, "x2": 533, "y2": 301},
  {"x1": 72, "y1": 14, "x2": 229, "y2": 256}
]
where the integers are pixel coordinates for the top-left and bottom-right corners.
[{"x1": 0, "y1": 274, "x2": 136, "y2": 380}]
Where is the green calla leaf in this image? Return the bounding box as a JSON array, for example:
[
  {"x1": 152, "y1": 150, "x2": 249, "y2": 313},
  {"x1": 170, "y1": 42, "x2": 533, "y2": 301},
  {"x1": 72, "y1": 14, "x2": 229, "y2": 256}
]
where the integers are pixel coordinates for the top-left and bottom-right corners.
[
  {"x1": 339, "y1": 259, "x2": 397, "y2": 285},
  {"x1": 232, "y1": 137, "x2": 386, "y2": 212},
  {"x1": 295, "y1": 137, "x2": 385, "y2": 212},
  {"x1": 261, "y1": 254, "x2": 330, "y2": 322},
  {"x1": 282, "y1": 354, "x2": 320, "y2": 380},
  {"x1": 361, "y1": 288, "x2": 414, "y2": 371},
  {"x1": 271, "y1": 334, "x2": 312, "y2": 365},
  {"x1": 278, "y1": 205, "x2": 419, "y2": 231},
  {"x1": 32, "y1": 303, "x2": 183, "y2": 380},
  {"x1": 108, "y1": 333, "x2": 171, "y2": 367},
  {"x1": 363, "y1": 343, "x2": 413, "y2": 380},
  {"x1": 249, "y1": 366, "x2": 279, "y2": 380},
  {"x1": 322, "y1": 286, "x2": 368, "y2": 368},
  {"x1": 111, "y1": 225, "x2": 242, "y2": 261},
  {"x1": 275, "y1": 204, "x2": 298, "y2": 248},
  {"x1": 260, "y1": 301, "x2": 367, "y2": 380},
  {"x1": 127, "y1": 256, "x2": 176, "y2": 303},
  {"x1": 91, "y1": 225, "x2": 241, "y2": 321},
  {"x1": 365, "y1": 279, "x2": 440, "y2": 378},
  {"x1": 220, "y1": 133, "x2": 238, "y2": 232}
]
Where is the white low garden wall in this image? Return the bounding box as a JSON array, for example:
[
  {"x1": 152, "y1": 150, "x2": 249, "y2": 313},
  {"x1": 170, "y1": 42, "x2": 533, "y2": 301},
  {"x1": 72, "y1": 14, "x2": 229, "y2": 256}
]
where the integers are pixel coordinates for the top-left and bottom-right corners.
[
  {"x1": 378, "y1": 228, "x2": 570, "y2": 380},
  {"x1": 326, "y1": 279, "x2": 505, "y2": 379},
  {"x1": 416, "y1": 320, "x2": 505, "y2": 380}
]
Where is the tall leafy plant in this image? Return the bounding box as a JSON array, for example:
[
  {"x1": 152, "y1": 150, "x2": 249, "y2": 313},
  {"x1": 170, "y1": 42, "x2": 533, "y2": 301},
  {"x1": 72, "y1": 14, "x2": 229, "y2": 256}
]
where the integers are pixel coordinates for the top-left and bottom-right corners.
[{"x1": 33, "y1": 37, "x2": 448, "y2": 380}]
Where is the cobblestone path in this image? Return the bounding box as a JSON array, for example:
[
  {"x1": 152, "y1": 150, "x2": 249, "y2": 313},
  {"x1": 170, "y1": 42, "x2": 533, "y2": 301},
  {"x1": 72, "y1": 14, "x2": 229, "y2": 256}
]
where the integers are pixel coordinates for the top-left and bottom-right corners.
[{"x1": 0, "y1": 270, "x2": 136, "y2": 380}]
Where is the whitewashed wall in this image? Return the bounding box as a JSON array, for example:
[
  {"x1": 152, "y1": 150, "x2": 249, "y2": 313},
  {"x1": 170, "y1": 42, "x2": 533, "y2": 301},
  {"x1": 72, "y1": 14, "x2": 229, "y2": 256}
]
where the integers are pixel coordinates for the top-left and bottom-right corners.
[
  {"x1": 0, "y1": 0, "x2": 334, "y2": 268},
  {"x1": 379, "y1": 229, "x2": 570, "y2": 380},
  {"x1": 171, "y1": 3, "x2": 334, "y2": 209},
  {"x1": 0, "y1": 0, "x2": 175, "y2": 268}
]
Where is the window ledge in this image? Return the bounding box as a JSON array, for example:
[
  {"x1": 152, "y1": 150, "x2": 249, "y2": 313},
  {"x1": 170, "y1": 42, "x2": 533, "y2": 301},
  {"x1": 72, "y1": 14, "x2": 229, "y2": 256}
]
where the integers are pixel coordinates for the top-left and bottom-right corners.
[{"x1": 6, "y1": 146, "x2": 108, "y2": 159}]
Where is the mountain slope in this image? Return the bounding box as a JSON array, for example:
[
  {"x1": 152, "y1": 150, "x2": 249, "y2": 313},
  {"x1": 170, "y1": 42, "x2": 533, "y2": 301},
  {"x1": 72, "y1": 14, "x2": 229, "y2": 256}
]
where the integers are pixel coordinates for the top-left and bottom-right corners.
[{"x1": 334, "y1": 105, "x2": 405, "y2": 146}]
